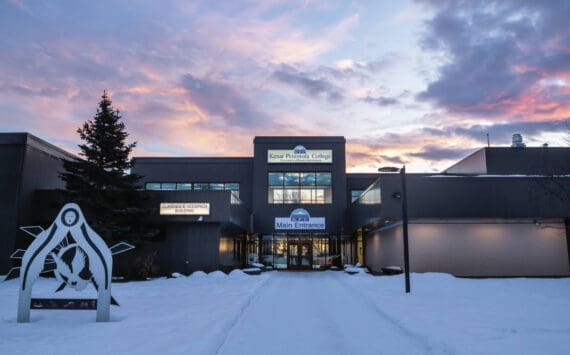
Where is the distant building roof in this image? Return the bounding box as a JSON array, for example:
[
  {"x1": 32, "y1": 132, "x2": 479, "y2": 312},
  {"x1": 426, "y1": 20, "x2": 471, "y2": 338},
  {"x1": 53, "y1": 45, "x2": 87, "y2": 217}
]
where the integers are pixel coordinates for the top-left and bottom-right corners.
[{"x1": 444, "y1": 147, "x2": 570, "y2": 175}]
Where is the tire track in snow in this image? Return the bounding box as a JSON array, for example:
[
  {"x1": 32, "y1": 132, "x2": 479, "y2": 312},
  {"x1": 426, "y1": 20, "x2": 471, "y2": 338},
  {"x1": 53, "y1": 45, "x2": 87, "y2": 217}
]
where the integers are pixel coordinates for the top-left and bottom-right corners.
[
  {"x1": 216, "y1": 272, "x2": 356, "y2": 355},
  {"x1": 212, "y1": 274, "x2": 271, "y2": 355},
  {"x1": 299, "y1": 272, "x2": 361, "y2": 355},
  {"x1": 334, "y1": 275, "x2": 457, "y2": 355},
  {"x1": 217, "y1": 272, "x2": 435, "y2": 355}
]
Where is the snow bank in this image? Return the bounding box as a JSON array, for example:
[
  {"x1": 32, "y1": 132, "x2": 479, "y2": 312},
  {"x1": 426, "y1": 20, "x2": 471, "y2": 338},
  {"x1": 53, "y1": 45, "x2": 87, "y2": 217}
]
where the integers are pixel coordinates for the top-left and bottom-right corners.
[
  {"x1": 171, "y1": 272, "x2": 185, "y2": 278},
  {"x1": 189, "y1": 270, "x2": 207, "y2": 279},
  {"x1": 345, "y1": 264, "x2": 370, "y2": 275},
  {"x1": 208, "y1": 270, "x2": 227, "y2": 278},
  {"x1": 345, "y1": 268, "x2": 370, "y2": 276},
  {"x1": 228, "y1": 269, "x2": 249, "y2": 279},
  {"x1": 1, "y1": 271, "x2": 569, "y2": 354},
  {"x1": 0, "y1": 271, "x2": 267, "y2": 355}
]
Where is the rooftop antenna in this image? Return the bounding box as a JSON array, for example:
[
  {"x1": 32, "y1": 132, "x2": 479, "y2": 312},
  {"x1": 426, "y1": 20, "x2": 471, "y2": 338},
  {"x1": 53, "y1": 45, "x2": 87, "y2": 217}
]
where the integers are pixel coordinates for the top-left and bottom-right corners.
[{"x1": 486, "y1": 133, "x2": 490, "y2": 147}]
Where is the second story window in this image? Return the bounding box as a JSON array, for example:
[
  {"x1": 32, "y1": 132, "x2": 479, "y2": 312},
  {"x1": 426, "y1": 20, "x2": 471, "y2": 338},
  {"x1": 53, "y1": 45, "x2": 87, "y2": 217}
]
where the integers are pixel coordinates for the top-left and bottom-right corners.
[
  {"x1": 145, "y1": 182, "x2": 240, "y2": 203},
  {"x1": 268, "y1": 172, "x2": 332, "y2": 204}
]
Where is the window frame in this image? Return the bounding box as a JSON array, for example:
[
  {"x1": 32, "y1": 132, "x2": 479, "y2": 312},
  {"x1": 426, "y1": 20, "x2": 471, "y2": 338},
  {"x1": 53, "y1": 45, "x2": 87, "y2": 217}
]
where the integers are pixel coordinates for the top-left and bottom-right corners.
[
  {"x1": 144, "y1": 182, "x2": 241, "y2": 202},
  {"x1": 267, "y1": 171, "x2": 332, "y2": 205}
]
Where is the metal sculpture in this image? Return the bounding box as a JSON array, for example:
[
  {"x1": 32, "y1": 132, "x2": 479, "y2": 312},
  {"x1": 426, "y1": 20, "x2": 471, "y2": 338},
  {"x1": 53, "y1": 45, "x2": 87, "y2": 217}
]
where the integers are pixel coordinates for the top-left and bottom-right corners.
[{"x1": 17, "y1": 203, "x2": 119, "y2": 322}]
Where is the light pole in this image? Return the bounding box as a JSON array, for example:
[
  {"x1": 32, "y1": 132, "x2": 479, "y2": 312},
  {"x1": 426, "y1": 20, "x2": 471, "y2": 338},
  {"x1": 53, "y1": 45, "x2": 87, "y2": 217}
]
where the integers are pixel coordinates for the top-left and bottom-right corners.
[{"x1": 378, "y1": 165, "x2": 411, "y2": 293}]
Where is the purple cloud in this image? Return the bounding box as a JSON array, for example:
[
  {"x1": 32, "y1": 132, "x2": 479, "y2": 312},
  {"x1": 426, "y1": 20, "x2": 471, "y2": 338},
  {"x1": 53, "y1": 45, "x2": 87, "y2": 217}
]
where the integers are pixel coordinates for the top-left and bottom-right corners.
[
  {"x1": 181, "y1": 74, "x2": 274, "y2": 128},
  {"x1": 417, "y1": 0, "x2": 570, "y2": 117},
  {"x1": 272, "y1": 64, "x2": 345, "y2": 103},
  {"x1": 408, "y1": 145, "x2": 476, "y2": 161}
]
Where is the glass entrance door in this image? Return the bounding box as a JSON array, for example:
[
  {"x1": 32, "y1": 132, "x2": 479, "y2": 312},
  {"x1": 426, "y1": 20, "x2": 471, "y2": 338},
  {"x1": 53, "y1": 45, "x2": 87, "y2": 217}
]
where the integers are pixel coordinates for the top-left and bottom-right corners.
[{"x1": 287, "y1": 241, "x2": 312, "y2": 269}]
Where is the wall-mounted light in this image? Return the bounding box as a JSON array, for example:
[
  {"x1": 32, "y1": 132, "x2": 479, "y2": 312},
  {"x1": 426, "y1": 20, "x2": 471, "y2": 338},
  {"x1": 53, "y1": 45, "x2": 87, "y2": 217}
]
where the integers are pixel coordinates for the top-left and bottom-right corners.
[{"x1": 378, "y1": 167, "x2": 400, "y2": 173}]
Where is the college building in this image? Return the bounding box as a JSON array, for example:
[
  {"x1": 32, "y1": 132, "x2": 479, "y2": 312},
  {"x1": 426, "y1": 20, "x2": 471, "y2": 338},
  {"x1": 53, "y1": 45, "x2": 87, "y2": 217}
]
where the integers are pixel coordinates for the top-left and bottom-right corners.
[{"x1": 1, "y1": 132, "x2": 569, "y2": 277}]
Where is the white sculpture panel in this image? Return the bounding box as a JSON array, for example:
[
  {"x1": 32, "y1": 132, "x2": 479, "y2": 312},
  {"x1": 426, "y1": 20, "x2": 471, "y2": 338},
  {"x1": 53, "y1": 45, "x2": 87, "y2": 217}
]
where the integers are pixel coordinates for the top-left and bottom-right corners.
[{"x1": 18, "y1": 203, "x2": 113, "y2": 322}]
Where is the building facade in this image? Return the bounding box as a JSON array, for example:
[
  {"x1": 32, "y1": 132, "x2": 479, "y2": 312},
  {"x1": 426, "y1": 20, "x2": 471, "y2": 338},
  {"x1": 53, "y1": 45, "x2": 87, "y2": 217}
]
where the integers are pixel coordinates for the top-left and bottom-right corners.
[
  {"x1": 1, "y1": 133, "x2": 569, "y2": 277},
  {"x1": 132, "y1": 137, "x2": 376, "y2": 273},
  {"x1": 352, "y1": 147, "x2": 570, "y2": 276}
]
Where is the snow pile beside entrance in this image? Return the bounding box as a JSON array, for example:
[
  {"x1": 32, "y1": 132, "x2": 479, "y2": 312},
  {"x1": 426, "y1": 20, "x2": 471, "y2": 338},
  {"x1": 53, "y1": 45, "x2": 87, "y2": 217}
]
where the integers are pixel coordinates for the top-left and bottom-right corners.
[
  {"x1": 189, "y1": 270, "x2": 207, "y2": 279},
  {"x1": 1, "y1": 272, "x2": 569, "y2": 354},
  {"x1": 208, "y1": 270, "x2": 227, "y2": 278},
  {"x1": 228, "y1": 269, "x2": 249, "y2": 279},
  {"x1": 344, "y1": 263, "x2": 370, "y2": 275}
]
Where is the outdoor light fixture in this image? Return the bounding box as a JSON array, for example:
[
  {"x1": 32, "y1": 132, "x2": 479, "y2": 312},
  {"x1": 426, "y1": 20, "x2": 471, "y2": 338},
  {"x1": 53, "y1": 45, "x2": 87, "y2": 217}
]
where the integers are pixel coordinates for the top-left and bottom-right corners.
[
  {"x1": 378, "y1": 166, "x2": 400, "y2": 173},
  {"x1": 378, "y1": 165, "x2": 411, "y2": 293}
]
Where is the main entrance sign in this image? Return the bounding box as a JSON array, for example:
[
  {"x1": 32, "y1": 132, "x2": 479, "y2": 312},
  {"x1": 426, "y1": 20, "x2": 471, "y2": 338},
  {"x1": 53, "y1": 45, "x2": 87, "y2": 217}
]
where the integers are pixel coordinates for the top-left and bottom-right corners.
[
  {"x1": 275, "y1": 208, "x2": 325, "y2": 230},
  {"x1": 268, "y1": 145, "x2": 332, "y2": 163}
]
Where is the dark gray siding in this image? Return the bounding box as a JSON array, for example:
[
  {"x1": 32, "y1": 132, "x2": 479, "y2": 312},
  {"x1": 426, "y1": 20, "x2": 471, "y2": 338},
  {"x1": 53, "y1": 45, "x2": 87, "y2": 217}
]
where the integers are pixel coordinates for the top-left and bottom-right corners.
[
  {"x1": 346, "y1": 173, "x2": 380, "y2": 203},
  {"x1": 125, "y1": 190, "x2": 248, "y2": 275},
  {"x1": 0, "y1": 140, "x2": 25, "y2": 273},
  {"x1": 160, "y1": 223, "x2": 222, "y2": 274},
  {"x1": 132, "y1": 157, "x2": 254, "y2": 209},
  {"x1": 113, "y1": 223, "x2": 224, "y2": 276},
  {"x1": 142, "y1": 190, "x2": 250, "y2": 231},
  {"x1": 16, "y1": 139, "x2": 69, "y2": 248},
  {"x1": 0, "y1": 133, "x2": 73, "y2": 273},
  {"x1": 350, "y1": 174, "x2": 570, "y2": 230},
  {"x1": 397, "y1": 175, "x2": 570, "y2": 219},
  {"x1": 252, "y1": 137, "x2": 347, "y2": 234},
  {"x1": 485, "y1": 147, "x2": 570, "y2": 175}
]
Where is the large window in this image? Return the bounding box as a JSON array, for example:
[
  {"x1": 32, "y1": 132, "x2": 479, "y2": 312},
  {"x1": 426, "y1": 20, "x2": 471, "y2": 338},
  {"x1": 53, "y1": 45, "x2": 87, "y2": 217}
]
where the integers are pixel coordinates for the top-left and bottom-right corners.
[
  {"x1": 145, "y1": 182, "x2": 240, "y2": 203},
  {"x1": 268, "y1": 172, "x2": 332, "y2": 204}
]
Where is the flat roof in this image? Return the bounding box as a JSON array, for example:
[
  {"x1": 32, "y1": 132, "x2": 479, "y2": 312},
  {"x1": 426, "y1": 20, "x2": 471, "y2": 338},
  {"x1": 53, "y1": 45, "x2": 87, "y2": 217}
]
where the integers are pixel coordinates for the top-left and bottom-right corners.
[
  {"x1": 444, "y1": 146, "x2": 570, "y2": 175},
  {"x1": 132, "y1": 157, "x2": 253, "y2": 164},
  {"x1": 0, "y1": 132, "x2": 76, "y2": 160},
  {"x1": 254, "y1": 136, "x2": 345, "y2": 143}
]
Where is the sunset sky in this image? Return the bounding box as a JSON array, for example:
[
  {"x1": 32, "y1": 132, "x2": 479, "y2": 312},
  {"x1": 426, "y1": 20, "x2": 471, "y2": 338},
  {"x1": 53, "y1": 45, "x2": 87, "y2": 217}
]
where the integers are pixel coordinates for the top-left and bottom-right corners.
[{"x1": 1, "y1": 0, "x2": 569, "y2": 172}]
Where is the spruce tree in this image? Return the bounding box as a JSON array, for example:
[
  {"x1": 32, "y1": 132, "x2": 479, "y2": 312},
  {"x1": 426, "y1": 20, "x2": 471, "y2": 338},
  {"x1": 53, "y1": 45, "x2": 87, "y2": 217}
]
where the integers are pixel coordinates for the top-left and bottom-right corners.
[{"x1": 60, "y1": 91, "x2": 154, "y2": 242}]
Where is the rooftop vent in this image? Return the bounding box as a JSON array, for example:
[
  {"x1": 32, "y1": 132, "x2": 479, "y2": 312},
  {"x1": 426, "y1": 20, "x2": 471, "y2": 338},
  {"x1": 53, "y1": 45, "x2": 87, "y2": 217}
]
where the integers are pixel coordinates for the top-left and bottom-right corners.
[{"x1": 511, "y1": 133, "x2": 526, "y2": 148}]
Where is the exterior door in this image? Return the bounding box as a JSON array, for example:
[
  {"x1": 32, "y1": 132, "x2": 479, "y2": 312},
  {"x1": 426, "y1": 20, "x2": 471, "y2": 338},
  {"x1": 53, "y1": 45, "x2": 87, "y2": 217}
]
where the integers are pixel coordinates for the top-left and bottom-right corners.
[{"x1": 287, "y1": 241, "x2": 312, "y2": 269}]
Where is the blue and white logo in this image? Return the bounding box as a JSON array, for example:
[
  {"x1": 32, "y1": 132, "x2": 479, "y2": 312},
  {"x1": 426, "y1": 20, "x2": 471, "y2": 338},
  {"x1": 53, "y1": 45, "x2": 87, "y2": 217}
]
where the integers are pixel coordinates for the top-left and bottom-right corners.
[
  {"x1": 290, "y1": 208, "x2": 310, "y2": 222},
  {"x1": 293, "y1": 145, "x2": 307, "y2": 154},
  {"x1": 275, "y1": 208, "x2": 325, "y2": 230}
]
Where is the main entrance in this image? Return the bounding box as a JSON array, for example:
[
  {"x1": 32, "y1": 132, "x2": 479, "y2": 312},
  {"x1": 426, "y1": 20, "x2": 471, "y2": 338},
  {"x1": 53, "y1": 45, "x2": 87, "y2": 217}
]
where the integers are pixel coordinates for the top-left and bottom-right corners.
[
  {"x1": 256, "y1": 233, "x2": 353, "y2": 270},
  {"x1": 287, "y1": 241, "x2": 312, "y2": 270}
]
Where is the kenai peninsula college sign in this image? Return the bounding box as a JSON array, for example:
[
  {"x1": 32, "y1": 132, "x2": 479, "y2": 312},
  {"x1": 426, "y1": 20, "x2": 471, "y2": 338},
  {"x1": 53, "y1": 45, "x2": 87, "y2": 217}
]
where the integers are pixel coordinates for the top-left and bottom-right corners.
[
  {"x1": 268, "y1": 145, "x2": 332, "y2": 163},
  {"x1": 275, "y1": 209, "x2": 326, "y2": 230}
]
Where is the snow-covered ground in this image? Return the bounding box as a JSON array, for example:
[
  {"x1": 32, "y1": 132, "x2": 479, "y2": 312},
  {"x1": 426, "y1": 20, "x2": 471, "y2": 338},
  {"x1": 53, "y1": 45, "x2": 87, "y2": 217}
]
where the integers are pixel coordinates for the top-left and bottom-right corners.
[{"x1": 1, "y1": 271, "x2": 569, "y2": 354}]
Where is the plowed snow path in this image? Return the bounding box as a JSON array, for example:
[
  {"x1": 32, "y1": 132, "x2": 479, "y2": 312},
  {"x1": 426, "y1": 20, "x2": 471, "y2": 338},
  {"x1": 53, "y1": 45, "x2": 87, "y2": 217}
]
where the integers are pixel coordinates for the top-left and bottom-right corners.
[{"x1": 217, "y1": 272, "x2": 440, "y2": 355}]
